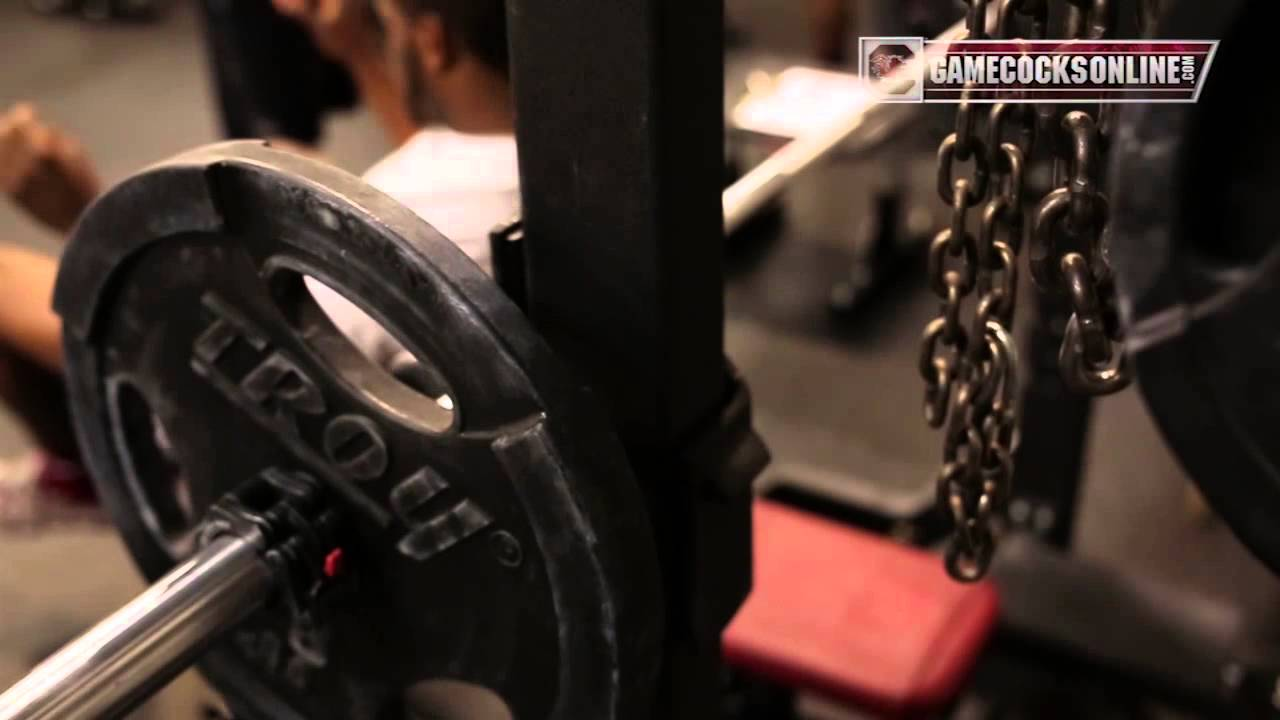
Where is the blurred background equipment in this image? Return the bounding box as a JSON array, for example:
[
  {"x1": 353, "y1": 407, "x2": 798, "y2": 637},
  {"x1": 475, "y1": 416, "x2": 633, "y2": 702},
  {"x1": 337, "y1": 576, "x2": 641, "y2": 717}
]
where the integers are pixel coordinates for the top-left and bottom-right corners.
[
  {"x1": 1109, "y1": 0, "x2": 1280, "y2": 579},
  {"x1": 197, "y1": 0, "x2": 360, "y2": 144},
  {"x1": 27, "y1": 0, "x2": 163, "y2": 22}
]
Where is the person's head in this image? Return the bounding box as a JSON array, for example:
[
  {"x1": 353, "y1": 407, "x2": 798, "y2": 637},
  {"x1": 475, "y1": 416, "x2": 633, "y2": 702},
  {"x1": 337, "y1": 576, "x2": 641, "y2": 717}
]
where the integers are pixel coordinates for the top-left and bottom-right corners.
[{"x1": 374, "y1": 0, "x2": 513, "y2": 133}]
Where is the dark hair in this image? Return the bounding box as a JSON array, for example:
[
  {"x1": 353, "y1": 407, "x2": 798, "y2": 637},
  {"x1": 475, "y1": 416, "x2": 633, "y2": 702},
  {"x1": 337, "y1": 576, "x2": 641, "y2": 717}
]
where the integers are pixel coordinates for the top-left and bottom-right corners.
[{"x1": 399, "y1": 0, "x2": 509, "y2": 75}]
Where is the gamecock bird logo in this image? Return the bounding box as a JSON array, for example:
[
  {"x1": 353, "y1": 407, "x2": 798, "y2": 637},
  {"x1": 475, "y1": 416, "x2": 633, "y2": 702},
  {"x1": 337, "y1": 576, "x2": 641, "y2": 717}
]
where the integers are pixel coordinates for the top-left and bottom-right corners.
[{"x1": 868, "y1": 44, "x2": 917, "y2": 95}]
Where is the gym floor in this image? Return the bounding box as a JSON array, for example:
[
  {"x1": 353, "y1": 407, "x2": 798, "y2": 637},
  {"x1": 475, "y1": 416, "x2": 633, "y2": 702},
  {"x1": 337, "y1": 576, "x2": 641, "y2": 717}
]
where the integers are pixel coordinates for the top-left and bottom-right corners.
[{"x1": 1, "y1": 2, "x2": 1277, "y2": 718}]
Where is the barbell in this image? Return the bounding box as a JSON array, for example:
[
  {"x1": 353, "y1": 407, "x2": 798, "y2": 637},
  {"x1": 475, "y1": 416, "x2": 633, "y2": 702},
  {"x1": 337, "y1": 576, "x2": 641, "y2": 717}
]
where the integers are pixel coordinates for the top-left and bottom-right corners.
[
  {"x1": 0, "y1": 143, "x2": 664, "y2": 720},
  {"x1": 0, "y1": 17, "x2": 1027, "y2": 719}
]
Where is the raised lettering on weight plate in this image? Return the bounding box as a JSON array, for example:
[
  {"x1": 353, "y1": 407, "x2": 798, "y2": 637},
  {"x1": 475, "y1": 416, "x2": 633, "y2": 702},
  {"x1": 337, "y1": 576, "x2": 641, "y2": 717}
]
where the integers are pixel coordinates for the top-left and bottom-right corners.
[
  {"x1": 241, "y1": 352, "x2": 326, "y2": 434},
  {"x1": 188, "y1": 294, "x2": 394, "y2": 526},
  {"x1": 191, "y1": 293, "x2": 326, "y2": 438},
  {"x1": 391, "y1": 466, "x2": 493, "y2": 562},
  {"x1": 323, "y1": 414, "x2": 389, "y2": 481},
  {"x1": 192, "y1": 295, "x2": 268, "y2": 366}
]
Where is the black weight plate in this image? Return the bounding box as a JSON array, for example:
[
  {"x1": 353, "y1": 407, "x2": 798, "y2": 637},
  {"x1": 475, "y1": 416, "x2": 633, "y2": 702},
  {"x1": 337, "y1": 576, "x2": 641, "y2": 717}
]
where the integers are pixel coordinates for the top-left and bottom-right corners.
[
  {"x1": 54, "y1": 141, "x2": 663, "y2": 719},
  {"x1": 1108, "y1": 1, "x2": 1280, "y2": 574}
]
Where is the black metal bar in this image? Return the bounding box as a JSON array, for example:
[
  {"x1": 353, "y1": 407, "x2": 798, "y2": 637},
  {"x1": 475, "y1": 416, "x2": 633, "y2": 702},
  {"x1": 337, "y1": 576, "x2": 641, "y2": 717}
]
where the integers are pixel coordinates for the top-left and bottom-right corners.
[
  {"x1": 506, "y1": 1, "x2": 758, "y2": 718},
  {"x1": 488, "y1": 217, "x2": 527, "y2": 311},
  {"x1": 505, "y1": 0, "x2": 728, "y2": 443},
  {"x1": 1011, "y1": 293, "x2": 1093, "y2": 548}
]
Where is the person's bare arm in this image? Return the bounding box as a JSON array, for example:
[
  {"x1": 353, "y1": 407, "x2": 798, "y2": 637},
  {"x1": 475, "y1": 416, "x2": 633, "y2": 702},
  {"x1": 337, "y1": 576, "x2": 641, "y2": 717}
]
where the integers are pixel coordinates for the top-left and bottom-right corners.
[
  {"x1": 273, "y1": 0, "x2": 418, "y2": 147},
  {"x1": 0, "y1": 104, "x2": 101, "y2": 234},
  {"x1": 0, "y1": 244, "x2": 63, "y2": 373}
]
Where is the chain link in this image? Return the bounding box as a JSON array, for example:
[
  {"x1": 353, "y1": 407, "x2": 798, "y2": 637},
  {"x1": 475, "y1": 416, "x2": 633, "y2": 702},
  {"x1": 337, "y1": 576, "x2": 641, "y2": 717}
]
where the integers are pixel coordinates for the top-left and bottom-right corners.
[
  {"x1": 1029, "y1": 44, "x2": 1131, "y2": 395},
  {"x1": 921, "y1": 0, "x2": 1134, "y2": 582},
  {"x1": 921, "y1": 0, "x2": 1030, "y2": 582}
]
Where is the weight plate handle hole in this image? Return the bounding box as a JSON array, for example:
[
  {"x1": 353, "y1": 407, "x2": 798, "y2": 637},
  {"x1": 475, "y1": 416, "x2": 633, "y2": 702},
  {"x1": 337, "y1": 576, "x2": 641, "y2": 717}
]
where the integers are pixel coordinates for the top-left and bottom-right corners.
[{"x1": 265, "y1": 266, "x2": 458, "y2": 435}]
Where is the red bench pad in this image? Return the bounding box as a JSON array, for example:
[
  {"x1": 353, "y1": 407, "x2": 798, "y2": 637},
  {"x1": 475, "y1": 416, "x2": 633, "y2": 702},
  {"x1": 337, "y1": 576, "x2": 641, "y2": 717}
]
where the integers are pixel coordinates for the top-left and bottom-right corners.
[{"x1": 722, "y1": 500, "x2": 999, "y2": 717}]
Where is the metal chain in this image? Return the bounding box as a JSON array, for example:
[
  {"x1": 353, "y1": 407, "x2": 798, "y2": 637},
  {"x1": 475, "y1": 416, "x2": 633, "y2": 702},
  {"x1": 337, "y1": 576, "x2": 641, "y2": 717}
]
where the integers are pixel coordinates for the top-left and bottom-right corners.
[
  {"x1": 1029, "y1": 0, "x2": 1130, "y2": 396},
  {"x1": 921, "y1": 0, "x2": 1023, "y2": 582},
  {"x1": 922, "y1": 0, "x2": 1132, "y2": 582}
]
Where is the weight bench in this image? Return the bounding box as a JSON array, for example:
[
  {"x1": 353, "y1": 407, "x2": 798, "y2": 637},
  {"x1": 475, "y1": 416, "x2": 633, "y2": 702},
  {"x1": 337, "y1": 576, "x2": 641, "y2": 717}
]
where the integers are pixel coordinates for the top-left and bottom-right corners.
[{"x1": 723, "y1": 500, "x2": 999, "y2": 718}]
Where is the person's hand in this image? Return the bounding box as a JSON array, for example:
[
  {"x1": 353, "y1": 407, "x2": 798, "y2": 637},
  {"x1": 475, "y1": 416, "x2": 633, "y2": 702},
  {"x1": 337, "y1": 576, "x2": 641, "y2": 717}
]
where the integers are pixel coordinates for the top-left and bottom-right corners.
[
  {"x1": 272, "y1": 0, "x2": 380, "y2": 65},
  {"x1": 0, "y1": 104, "x2": 101, "y2": 234}
]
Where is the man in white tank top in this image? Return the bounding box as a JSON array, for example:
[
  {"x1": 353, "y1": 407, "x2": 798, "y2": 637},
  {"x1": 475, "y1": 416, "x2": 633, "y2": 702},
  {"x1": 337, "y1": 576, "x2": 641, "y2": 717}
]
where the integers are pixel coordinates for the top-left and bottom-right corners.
[
  {"x1": 288, "y1": 0, "x2": 520, "y2": 365},
  {"x1": 0, "y1": 0, "x2": 518, "y2": 524}
]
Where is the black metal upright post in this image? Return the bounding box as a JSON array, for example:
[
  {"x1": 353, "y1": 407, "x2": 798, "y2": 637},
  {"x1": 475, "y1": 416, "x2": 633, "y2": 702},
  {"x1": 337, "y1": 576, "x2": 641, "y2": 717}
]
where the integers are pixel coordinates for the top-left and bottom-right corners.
[
  {"x1": 1011, "y1": 293, "x2": 1093, "y2": 548},
  {"x1": 505, "y1": 1, "x2": 764, "y2": 718}
]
